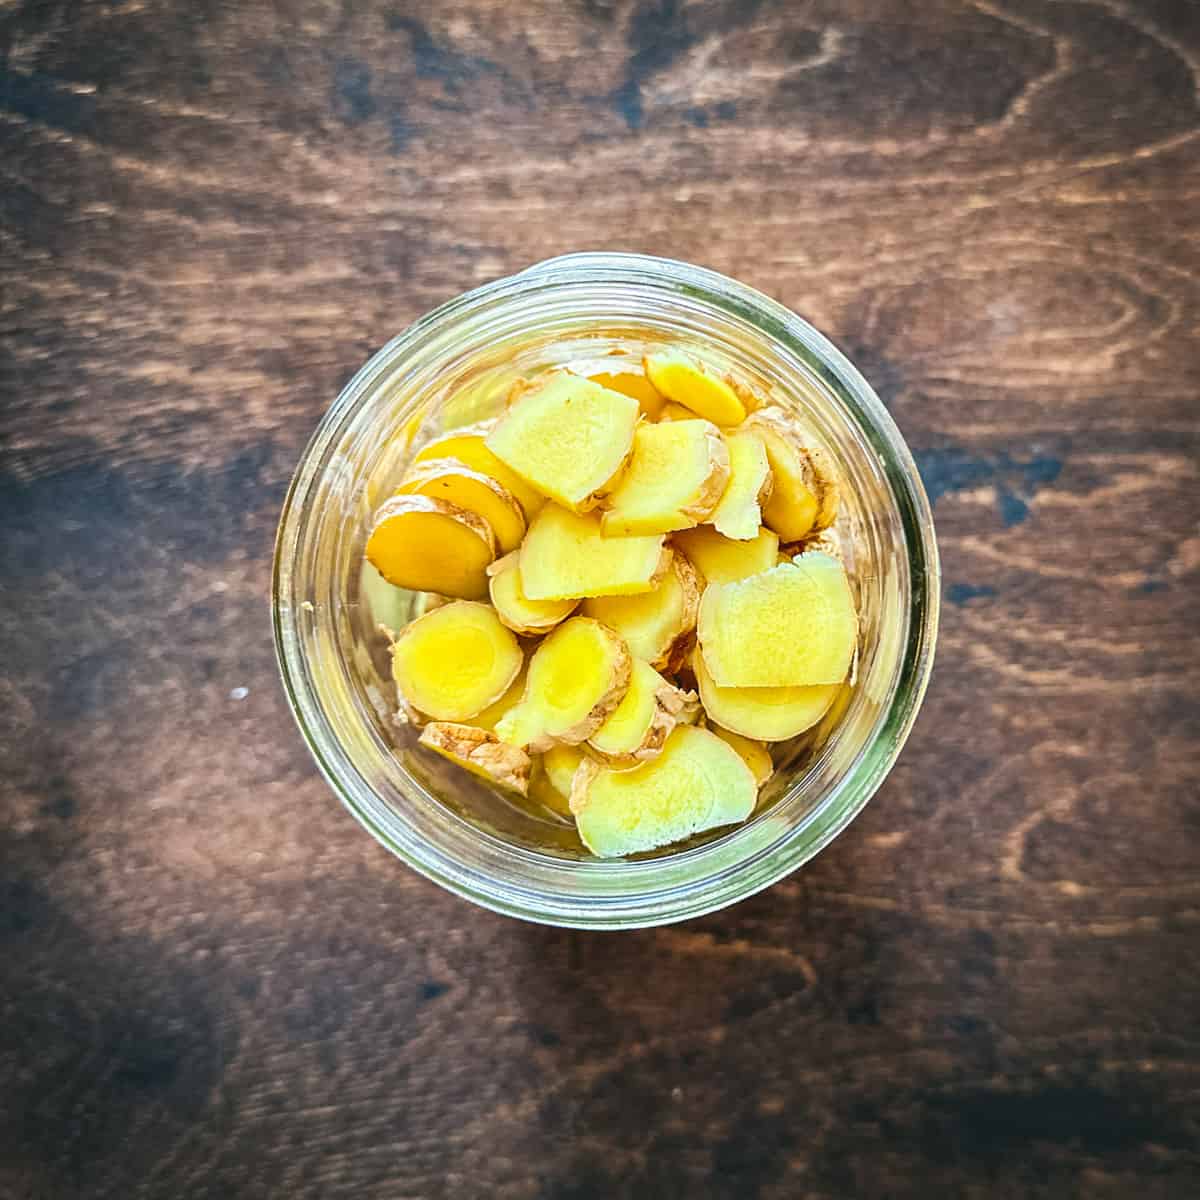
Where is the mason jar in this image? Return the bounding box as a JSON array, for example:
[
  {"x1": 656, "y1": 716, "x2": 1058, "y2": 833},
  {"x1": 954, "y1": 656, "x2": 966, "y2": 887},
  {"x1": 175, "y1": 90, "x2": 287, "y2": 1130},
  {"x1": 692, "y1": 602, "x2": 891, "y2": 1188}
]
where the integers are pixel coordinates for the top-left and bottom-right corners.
[{"x1": 273, "y1": 252, "x2": 939, "y2": 928}]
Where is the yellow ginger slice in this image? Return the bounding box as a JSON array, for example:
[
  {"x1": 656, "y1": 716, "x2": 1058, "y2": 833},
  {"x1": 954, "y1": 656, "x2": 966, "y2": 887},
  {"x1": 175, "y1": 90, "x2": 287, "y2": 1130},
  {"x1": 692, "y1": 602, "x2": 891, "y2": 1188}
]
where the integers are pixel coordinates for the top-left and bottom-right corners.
[
  {"x1": 588, "y1": 659, "x2": 694, "y2": 766},
  {"x1": 542, "y1": 743, "x2": 587, "y2": 799},
  {"x1": 586, "y1": 370, "x2": 665, "y2": 420},
  {"x1": 473, "y1": 664, "x2": 527, "y2": 732},
  {"x1": 527, "y1": 758, "x2": 574, "y2": 818},
  {"x1": 419, "y1": 722, "x2": 531, "y2": 795},
  {"x1": 520, "y1": 505, "x2": 667, "y2": 601},
  {"x1": 485, "y1": 374, "x2": 639, "y2": 512},
  {"x1": 494, "y1": 617, "x2": 632, "y2": 752},
  {"x1": 391, "y1": 601, "x2": 523, "y2": 722},
  {"x1": 397, "y1": 458, "x2": 526, "y2": 554},
  {"x1": 709, "y1": 430, "x2": 772, "y2": 541},
  {"x1": 570, "y1": 724, "x2": 756, "y2": 857},
  {"x1": 673, "y1": 524, "x2": 779, "y2": 585},
  {"x1": 366, "y1": 494, "x2": 495, "y2": 599},
  {"x1": 644, "y1": 349, "x2": 747, "y2": 426},
  {"x1": 743, "y1": 409, "x2": 839, "y2": 541},
  {"x1": 581, "y1": 551, "x2": 700, "y2": 668},
  {"x1": 411, "y1": 420, "x2": 545, "y2": 518},
  {"x1": 487, "y1": 552, "x2": 578, "y2": 635},
  {"x1": 694, "y1": 649, "x2": 838, "y2": 742},
  {"x1": 709, "y1": 726, "x2": 774, "y2": 786},
  {"x1": 601, "y1": 419, "x2": 730, "y2": 536},
  {"x1": 698, "y1": 552, "x2": 857, "y2": 688}
]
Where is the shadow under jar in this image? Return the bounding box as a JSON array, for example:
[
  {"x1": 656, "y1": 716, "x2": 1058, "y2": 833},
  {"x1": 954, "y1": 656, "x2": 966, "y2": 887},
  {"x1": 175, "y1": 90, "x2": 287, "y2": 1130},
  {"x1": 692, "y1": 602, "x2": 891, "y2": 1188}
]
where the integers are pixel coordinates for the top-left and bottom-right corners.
[{"x1": 273, "y1": 252, "x2": 940, "y2": 929}]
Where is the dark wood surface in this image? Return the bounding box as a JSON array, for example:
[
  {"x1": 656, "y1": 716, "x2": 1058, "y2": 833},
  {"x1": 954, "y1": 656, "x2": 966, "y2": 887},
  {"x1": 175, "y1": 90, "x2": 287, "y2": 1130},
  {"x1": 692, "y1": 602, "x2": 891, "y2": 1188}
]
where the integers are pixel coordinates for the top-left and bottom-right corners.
[{"x1": 3, "y1": 1, "x2": 1199, "y2": 1196}]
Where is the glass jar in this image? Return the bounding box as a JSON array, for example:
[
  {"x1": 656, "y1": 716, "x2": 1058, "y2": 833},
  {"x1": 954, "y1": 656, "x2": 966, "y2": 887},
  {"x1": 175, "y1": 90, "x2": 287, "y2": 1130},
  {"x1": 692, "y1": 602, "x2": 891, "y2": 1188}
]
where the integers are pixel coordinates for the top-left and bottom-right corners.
[{"x1": 273, "y1": 253, "x2": 939, "y2": 928}]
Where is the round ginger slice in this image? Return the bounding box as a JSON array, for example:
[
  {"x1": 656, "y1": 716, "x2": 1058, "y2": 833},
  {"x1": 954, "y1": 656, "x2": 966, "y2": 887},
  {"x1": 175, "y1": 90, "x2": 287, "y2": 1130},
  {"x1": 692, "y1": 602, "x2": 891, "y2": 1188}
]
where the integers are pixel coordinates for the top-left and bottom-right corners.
[
  {"x1": 488, "y1": 552, "x2": 578, "y2": 635},
  {"x1": 743, "y1": 409, "x2": 839, "y2": 541},
  {"x1": 581, "y1": 551, "x2": 700, "y2": 668},
  {"x1": 398, "y1": 458, "x2": 526, "y2": 554},
  {"x1": 390, "y1": 600, "x2": 523, "y2": 722},
  {"x1": 494, "y1": 617, "x2": 631, "y2": 752},
  {"x1": 694, "y1": 647, "x2": 839, "y2": 742},
  {"x1": 366, "y1": 494, "x2": 496, "y2": 599},
  {"x1": 419, "y1": 722, "x2": 532, "y2": 796},
  {"x1": 411, "y1": 420, "x2": 545, "y2": 519},
  {"x1": 588, "y1": 659, "x2": 693, "y2": 766},
  {"x1": 570, "y1": 724, "x2": 757, "y2": 858},
  {"x1": 644, "y1": 350, "x2": 747, "y2": 427}
]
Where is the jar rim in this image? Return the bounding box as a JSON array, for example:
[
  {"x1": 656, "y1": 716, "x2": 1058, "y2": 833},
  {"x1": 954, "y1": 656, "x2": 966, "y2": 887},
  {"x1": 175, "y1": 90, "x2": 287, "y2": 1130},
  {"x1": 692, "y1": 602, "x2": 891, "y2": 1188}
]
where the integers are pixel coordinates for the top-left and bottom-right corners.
[{"x1": 273, "y1": 253, "x2": 940, "y2": 928}]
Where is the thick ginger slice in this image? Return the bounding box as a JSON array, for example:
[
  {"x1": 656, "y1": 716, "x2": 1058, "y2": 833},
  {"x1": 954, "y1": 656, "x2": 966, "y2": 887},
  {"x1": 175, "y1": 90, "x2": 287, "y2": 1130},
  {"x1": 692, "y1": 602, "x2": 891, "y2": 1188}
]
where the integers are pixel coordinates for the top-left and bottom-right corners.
[
  {"x1": 390, "y1": 600, "x2": 523, "y2": 722},
  {"x1": 494, "y1": 617, "x2": 632, "y2": 752},
  {"x1": 601, "y1": 418, "x2": 730, "y2": 536},
  {"x1": 673, "y1": 524, "x2": 779, "y2": 584},
  {"x1": 419, "y1": 722, "x2": 532, "y2": 795},
  {"x1": 366, "y1": 494, "x2": 495, "y2": 599},
  {"x1": 487, "y1": 552, "x2": 578, "y2": 635},
  {"x1": 694, "y1": 650, "x2": 838, "y2": 742},
  {"x1": 486, "y1": 374, "x2": 639, "y2": 512},
  {"x1": 520, "y1": 505, "x2": 667, "y2": 601},
  {"x1": 698, "y1": 552, "x2": 857, "y2": 688},
  {"x1": 587, "y1": 659, "x2": 694, "y2": 766},
  {"x1": 709, "y1": 430, "x2": 772, "y2": 541},
  {"x1": 411, "y1": 421, "x2": 545, "y2": 518},
  {"x1": 581, "y1": 551, "x2": 700, "y2": 668},
  {"x1": 644, "y1": 350, "x2": 747, "y2": 426},
  {"x1": 743, "y1": 409, "x2": 839, "y2": 541},
  {"x1": 586, "y1": 370, "x2": 665, "y2": 420},
  {"x1": 709, "y1": 726, "x2": 775, "y2": 785},
  {"x1": 570, "y1": 724, "x2": 757, "y2": 857},
  {"x1": 398, "y1": 458, "x2": 526, "y2": 554}
]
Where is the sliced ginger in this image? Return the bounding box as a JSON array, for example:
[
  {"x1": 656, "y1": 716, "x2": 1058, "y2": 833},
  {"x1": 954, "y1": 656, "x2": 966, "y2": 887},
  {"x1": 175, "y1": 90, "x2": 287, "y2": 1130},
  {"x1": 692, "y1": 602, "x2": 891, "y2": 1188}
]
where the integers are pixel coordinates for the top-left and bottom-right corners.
[
  {"x1": 520, "y1": 505, "x2": 667, "y2": 601},
  {"x1": 709, "y1": 430, "x2": 772, "y2": 541},
  {"x1": 581, "y1": 551, "x2": 700, "y2": 668},
  {"x1": 588, "y1": 659, "x2": 694, "y2": 766},
  {"x1": 419, "y1": 722, "x2": 531, "y2": 795},
  {"x1": 411, "y1": 421, "x2": 545, "y2": 518},
  {"x1": 495, "y1": 617, "x2": 631, "y2": 752},
  {"x1": 698, "y1": 552, "x2": 857, "y2": 688},
  {"x1": 709, "y1": 726, "x2": 775, "y2": 785},
  {"x1": 367, "y1": 494, "x2": 495, "y2": 599},
  {"x1": 486, "y1": 374, "x2": 639, "y2": 512},
  {"x1": 571, "y1": 724, "x2": 757, "y2": 857},
  {"x1": 694, "y1": 650, "x2": 838, "y2": 742},
  {"x1": 398, "y1": 458, "x2": 526, "y2": 554},
  {"x1": 601, "y1": 419, "x2": 730, "y2": 536},
  {"x1": 487, "y1": 552, "x2": 578, "y2": 635},
  {"x1": 473, "y1": 664, "x2": 527, "y2": 732},
  {"x1": 391, "y1": 600, "x2": 523, "y2": 722},
  {"x1": 744, "y1": 409, "x2": 839, "y2": 542},
  {"x1": 586, "y1": 370, "x2": 665, "y2": 420},
  {"x1": 644, "y1": 350, "x2": 747, "y2": 426},
  {"x1": 542, "y1": 744, "x2": 587, "y2": 800},
  {"x1": 673, "y1": 524, "x2": 779, "y2": 585}
]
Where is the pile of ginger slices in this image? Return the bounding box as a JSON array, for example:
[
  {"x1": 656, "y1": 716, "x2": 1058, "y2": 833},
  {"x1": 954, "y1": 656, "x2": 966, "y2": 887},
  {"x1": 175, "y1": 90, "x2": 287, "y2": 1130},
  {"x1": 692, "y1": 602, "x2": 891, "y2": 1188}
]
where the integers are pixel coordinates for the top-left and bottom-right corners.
[{"x1": 365, "y1": 349, "x2": 857, "y2": 858}]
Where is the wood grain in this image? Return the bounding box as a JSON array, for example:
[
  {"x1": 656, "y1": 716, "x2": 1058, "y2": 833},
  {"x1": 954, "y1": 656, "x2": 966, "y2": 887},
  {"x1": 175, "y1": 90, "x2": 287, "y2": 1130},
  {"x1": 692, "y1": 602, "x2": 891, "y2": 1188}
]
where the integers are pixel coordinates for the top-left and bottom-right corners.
[{"x1": 2, "y1": 0, "x2": 1198, "y2": 1196}]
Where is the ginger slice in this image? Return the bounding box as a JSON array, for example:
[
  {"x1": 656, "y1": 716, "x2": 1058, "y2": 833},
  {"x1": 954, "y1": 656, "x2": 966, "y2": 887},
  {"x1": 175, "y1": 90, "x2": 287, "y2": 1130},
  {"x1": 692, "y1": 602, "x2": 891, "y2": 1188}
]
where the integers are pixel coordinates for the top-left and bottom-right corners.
[
  {"x1": 601, "y1": 419, "x2": 730, "y2": 536},
  {"x1": 709, "y1": 725, "x2": 774, "y2": 786},
  {"x1": 698, "y1": 552, "x2": 857, "y2": 688},
  {"x1": 570, "y1": 724, "x2": 757, "y2": 857},
  {"x1": 487, "y1": 552, "x2": 578, "y2": 635},
  {"x1": 542, "y1": 743, "x2": 587, "y2": 800},
  {"x1": 673, "y1": 524, "x2": 779, "y2": 585},
  {"x1": 390, "y1": 600, "x2": 523, "y2": 722},
  {"x1": 397, "y1": 458, "x2": 526, "y2": 555},
  {"x1": 644, "y1": 350, "x2": 747, "y2": 427},
  {"x1": 588, "y1": 659, "x2": 694, "y2": 766},
  {"x1": 709, "y1": 430, "x2": 772, "y2": 541},
  {"x1": 366, "y1": 494, "x2": 496, "y2": 599},
  {"x1": 743, "y1": 409, "x2": 839, "y2": 541},
  {"x1": 419, "y1": 722, "x2": 532, "y2": 796},
  {"x1": 694, "y1": 649, "x2": 838, "y2": 742},
  {"x1": 494, "y1": 617, "x2": 632, "y2": 752},
  {"x1": 473, "y1": 663, "x2": 527, "y2": 732},
  {"x1": 485, "y1": 373, "x2": 640, "y2": 513},
  {"x1": 520, "y1": 505, "x2": 667, "y2": 601},
  {"x1": 586, "y1": 370, "x2": 665, "y2": 420},
  {"x1": 411, "y1": 420, "x2": 546, "y2": 519},
  {"x1": 581, "y1": 551, "x2": 700, "y2": 668}
]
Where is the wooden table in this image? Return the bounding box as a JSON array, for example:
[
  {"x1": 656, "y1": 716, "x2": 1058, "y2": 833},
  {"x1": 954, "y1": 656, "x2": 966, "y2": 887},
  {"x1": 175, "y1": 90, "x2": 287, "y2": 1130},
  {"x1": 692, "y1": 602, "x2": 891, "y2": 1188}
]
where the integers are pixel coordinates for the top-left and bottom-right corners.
[{"x1": 3, "y1": 2, "x2": 1198, "y2": 1196}]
